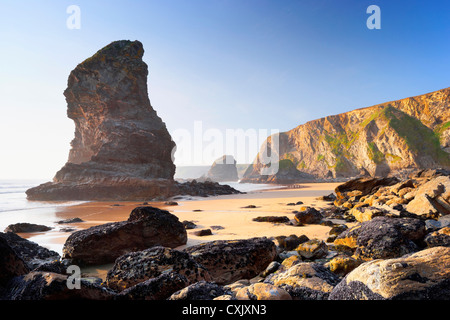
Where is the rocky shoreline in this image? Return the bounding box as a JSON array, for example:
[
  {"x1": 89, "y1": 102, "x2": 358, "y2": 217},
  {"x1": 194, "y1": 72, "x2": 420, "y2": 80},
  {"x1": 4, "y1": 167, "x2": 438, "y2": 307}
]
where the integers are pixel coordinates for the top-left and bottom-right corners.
[{"x1": 1, "y1": 168, "x2": 450, "y2": 300}]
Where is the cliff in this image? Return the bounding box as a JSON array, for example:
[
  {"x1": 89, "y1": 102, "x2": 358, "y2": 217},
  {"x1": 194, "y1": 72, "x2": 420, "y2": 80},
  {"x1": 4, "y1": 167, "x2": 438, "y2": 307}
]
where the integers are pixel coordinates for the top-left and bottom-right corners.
[
  {"x1": 242, "y1": 87, "x2": 450, "y2": 183},
  {"x1": 26, "y1": 40, "x2": 239, "y2": 200}
]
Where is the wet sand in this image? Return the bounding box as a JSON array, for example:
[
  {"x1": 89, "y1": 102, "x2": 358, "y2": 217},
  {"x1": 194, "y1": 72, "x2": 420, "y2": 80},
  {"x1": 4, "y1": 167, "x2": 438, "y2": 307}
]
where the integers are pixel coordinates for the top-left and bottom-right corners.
[{"x1": 19, "y1": 183, "x2": 341, "y2": 279}]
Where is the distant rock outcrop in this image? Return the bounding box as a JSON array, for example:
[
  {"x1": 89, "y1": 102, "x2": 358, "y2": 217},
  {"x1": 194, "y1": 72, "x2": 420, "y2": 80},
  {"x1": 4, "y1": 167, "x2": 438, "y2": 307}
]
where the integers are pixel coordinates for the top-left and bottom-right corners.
[
  {"x1": 199, "y1": 155, "x2": 239, "y2": 182},
  {"x1": 242, "y1": 87, "x2": 450, "y2": 183},
  {"x1": 26, "y1": 40, "x2": 239, "y2": 200}
]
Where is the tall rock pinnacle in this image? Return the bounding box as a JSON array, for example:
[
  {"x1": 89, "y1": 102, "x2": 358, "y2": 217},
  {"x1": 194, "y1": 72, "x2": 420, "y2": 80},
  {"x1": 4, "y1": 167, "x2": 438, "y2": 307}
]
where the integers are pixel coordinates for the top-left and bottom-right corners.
[
  {"x1": 59, "y1": 40, "x2": 175, "y2": 182},
  {"x1": 27, "y1": 40, "x2": 177, "y2": 200}
]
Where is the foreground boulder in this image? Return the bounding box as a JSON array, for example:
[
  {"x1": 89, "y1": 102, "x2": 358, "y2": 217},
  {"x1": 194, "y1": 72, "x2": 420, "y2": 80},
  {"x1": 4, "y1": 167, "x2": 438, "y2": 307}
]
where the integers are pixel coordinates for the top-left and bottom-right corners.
[
  {"x1": 183, "y1": 237, "x2": 277, "y2": 285},
  {"x1": 0, "y1": 232, "x2": 60, "y2": 270},
  {"x1": 0, "y1": 237, "x2": 29, "y2": 289},
  {"x1": 329, "y1": 246, "x2": 450, "y2": 300},
  {"x1": 105, "y1": 246, "x2": 210, "y2": 291},
  {"x1": 334, "y1": 216, "x2": 426, "y2": 260},
  {"x1": 62, "y1": 206, "x2": 187, "y2": 265},
  {"x1": 116, "y1": 272, "x2": 189, "y2": 300}
]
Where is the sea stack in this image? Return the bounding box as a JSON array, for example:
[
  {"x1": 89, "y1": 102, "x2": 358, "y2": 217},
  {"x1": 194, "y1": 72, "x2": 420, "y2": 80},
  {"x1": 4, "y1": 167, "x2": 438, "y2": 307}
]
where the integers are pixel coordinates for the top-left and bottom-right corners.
[
  {"x1": 201, "y1": 155, "x2": 239, "y2": 182},
  {"x1": 27, "y1": 40, "x2": 176, "y2": 200}
]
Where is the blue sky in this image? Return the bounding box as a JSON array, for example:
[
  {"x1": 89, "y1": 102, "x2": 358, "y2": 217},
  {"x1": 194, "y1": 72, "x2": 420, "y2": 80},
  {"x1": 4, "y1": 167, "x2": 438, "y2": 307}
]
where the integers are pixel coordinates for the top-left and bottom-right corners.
[{"x1": 0, "y1": 0, "x2": 449, "y2": 178}]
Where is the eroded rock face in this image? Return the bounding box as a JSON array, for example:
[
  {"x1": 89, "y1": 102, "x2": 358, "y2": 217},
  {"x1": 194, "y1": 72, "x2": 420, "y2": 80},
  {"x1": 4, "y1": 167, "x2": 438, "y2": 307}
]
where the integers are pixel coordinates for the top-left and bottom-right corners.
[
  {"x1": 61, "y1": 40, "x2": 176, "y2": 182},
  {"x1": 26, "y1": 40, "x2": 175, "y2": 201},
  {"x1": 62, "y1": 206, "x2": 187, "y2": 265},
  {"x1": 242, "y1": 88, "x2": 450, "y2": 183},
  {"x1": 329, "y1": 246, "x2": 450, "y2": 300},
  {"x1": 183, "y1": 237, "x2": 277, "y2": 285}
]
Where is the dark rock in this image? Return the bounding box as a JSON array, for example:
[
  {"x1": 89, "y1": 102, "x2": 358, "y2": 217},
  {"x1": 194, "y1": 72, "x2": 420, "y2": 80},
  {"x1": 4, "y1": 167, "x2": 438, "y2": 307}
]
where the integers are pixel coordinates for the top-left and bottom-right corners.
[
  {"x1": 329, "y1": 224, "x2": 348, "y2": 237},
  {"x1": 316, "y1": 193, "x2": 336, "y2": 201},
  {"x1": 62, "y1": 206, "x2": 187, "y2": 265},
  {"x1": 32, "y1": 260, "x2": 66, "y2": 274},
  {"x1": 173, "y1": 180, "x2": 242, "y2": 198},
  {"x1": 116, "y1": 272, "x2": 188, "y2": 300},
  {"x1": 424, "y1": 227, "x2": 450, "y2": 248},
  {"x1": 168, "y1": 281, "x2": 231, "y2": 300},
  {"x1": 242, "y1": 205, "x2": 257, "y2": 208},
  {"x1": 275, "y1": 234, "x2": 309, "y2": 251},
  {"x1": 56, "y1": 217, "x2": 84, "y2": 224},
  {"x1": 182, "y1": 220, "x2": 196, "y2": 229},
  {"x1": 184, "y1": 237, "x2": 277, "y2": 285},
  {"x1": 294, "y1": 207, "x2": 323, "y2": 225},
  {"x1": 164, "y1": 201, "x2": 178, "y2": 206},
  {"x1": 252, "y1": 216, "x2": 291, "y2": 223},
  {"x1": 0, "y1": 236, "x2": 29, "y2": 288},
  {"x1": 0, "y1": 232, "x2": 60, "y2": 270},
  {"x1": 193, "y1": 229, "x2": 213, "y2": 236},
  {"x1": 4, "y1": 223, "x2": 52, "y2": 233},
  {"x1": 105, "y1": 246, "x2": 210, "y2": 291},
  {"x1": 334, "y1": 216, "x2": 426, "y2": 260}
]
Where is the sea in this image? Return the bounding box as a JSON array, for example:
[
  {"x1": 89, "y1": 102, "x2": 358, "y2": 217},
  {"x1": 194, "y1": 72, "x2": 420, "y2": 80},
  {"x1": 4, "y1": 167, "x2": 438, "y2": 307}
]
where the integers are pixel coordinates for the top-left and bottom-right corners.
[{"x1": 0, "y1": 179, "x2": 282, "y2": 253}]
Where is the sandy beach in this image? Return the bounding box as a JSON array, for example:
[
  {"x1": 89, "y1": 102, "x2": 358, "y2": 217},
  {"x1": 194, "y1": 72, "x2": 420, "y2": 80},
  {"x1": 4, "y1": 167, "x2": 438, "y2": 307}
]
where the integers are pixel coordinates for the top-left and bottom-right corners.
[
  {"x1": 17, "y1": 182, "x2": 341, "y2": 279},
  {"x1": 22, "y1": 183, "x2": 340, "y2": 250}
]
